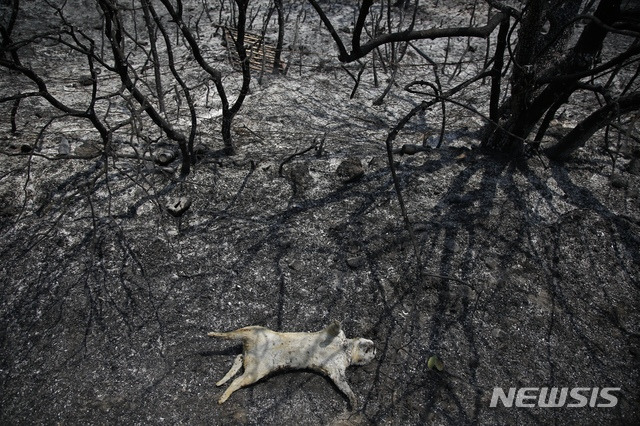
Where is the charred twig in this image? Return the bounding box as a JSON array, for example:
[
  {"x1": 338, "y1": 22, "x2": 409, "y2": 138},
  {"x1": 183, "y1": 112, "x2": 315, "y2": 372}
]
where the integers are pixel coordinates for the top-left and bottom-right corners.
[
  {"x1": 278, "y1": 141, "x2": 321, "y2": 177},
  {"x1": 341, "y1": 61, "x2": 367, "y2": 99},
  {"x1": 407, "y1": 43, "x2": 446, "y2": 147}
]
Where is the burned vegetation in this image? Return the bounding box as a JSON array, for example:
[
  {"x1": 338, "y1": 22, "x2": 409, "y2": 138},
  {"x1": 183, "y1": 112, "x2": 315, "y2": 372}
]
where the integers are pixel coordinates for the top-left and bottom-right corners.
[{"x1": 1, "y1": 0, "x2": 639, "y2": 424}]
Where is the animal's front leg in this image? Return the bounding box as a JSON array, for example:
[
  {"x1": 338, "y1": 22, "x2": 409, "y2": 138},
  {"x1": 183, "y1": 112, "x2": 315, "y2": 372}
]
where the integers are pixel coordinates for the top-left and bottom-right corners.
[
  {"x1": 216, "y1": 354, "x2": 243, "y2": 386},
  {"x1": 327, "y1": 369, "x2": 358, "y2": 410}
]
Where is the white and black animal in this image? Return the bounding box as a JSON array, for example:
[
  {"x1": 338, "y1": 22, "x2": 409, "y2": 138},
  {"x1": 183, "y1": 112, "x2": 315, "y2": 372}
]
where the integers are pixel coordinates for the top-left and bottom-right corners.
[{"x1": 208, "y1": 321, "x2": 375, "y2": 408}]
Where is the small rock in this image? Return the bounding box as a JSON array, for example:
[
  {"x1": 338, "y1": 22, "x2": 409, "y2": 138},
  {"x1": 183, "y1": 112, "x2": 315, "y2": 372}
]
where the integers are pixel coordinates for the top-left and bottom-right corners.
[
  {"x1": 484, "y1": 257, "x2": 499, "y2": 270},
  {"x1": 336, "y1": 158, "x2": 364, "y2": 183},
  {"x1": 627, "y1": 158, "x2": 640, "y2": 176},
  {"x1": 346, "y1": 244, "x2": 361, "y2": 255},
  {"x1": 444, "y1": 239, "x2": 459, "y2": 253},
  {"x1": 492, "y1": 328, "x2": 506, "y2": 341},
  {"x1": 288, "y1": 260, "x2": 304, "y2": 271},
  {"x1": 346, "y1": 255, "x2": 366, "y2": 269},
  {"x1": 0, "y1": 205, "x2": 19, "y2": 217},
  {"x1": 154, "y1": 149, "x2": 176, "y2": 166},
  {"x1": 413, "y1": 223, "x2": 429, "y2": 233},
  {"x1": 78, "y1": 75, "x2": 94, "y2": 86},
  {"x1": 58, "y1": 136, "x2": 71, "y2": 156},
  {"x1": 610, "y1": 175, "x2": 628, "y2": 189},
  {"x1": 447, "y1": 194, "x2": 472, "y2": 205},
  {"x1": 289, "y1": 162, "x2": 313, "y2": 194},
  {"x1": 194, "y1": 143, "x2": 207, "y2": 160},
  {"x1": 368, "y1": 156, "x2": 388, "y2": 169},
  {"x1": 396, "y1": 144, "x2": 428, "y2": 155},
  {"x1": 166, "y1": 197, "x2": 192, "y2": 217},
  {"x1": 75, "y1": 142, "x2": 101, "y2": 158},
  {"x1": 158, "y1": 166, "x2": 177, "y2": 175}
]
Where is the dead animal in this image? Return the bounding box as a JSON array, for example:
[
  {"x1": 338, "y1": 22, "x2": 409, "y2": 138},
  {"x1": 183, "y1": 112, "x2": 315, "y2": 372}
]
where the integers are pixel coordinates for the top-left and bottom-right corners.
[{"x1": 208, "y1": 321, "x2": 375, "y2": 408}]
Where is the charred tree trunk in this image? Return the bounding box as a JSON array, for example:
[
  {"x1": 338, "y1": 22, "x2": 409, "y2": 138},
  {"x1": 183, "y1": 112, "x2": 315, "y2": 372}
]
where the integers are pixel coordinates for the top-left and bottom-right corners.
[
  {"x1": 488, "y1": 16, "x2": 510, "y2": 131},
  {"x1": 222, "y1": 0, "x2": 252, "y2": 155},
  {"x1": 99, "y1": 0, "x2": 192, "y2": 174},
  {"x1": 273, "y1": 0, "x2": 285, "y2": 74},
  {"x1": 483, "y1": 0, "x2": 622, "y2": 156},
  {"x1": 157, "y1": 0, "x2": 250, "y2": 156}
]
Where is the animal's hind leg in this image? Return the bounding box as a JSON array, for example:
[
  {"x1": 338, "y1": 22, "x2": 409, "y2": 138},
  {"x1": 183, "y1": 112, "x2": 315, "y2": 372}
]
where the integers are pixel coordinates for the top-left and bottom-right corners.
[
  {"x1": 218, "y1": 371, "x2": 261, "y2": 404},
  {"x1": 216, "y1": 354, "x2": 243, "y2": 387}
]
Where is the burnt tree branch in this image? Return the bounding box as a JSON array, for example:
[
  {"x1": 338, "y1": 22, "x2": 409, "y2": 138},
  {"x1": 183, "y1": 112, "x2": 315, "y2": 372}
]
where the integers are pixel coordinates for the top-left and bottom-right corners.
[
  {"x1": 308, "y1": 0, "x2": 506, "y2": 63},
  {"x1": 545, "y1": 92, "x2": 640, "y2": 160}
]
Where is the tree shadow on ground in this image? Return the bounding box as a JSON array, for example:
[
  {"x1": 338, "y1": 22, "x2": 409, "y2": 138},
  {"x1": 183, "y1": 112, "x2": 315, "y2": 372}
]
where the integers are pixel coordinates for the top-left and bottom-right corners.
[{"x1": 0, "y1": 145, "x2": 638, "y2": 424}]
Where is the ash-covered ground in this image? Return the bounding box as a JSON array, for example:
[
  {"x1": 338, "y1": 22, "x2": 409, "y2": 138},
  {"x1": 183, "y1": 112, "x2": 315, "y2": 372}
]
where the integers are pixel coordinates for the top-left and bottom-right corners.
[{"x1": 1, "y1": 1, "x2": 639, "y2": 424}]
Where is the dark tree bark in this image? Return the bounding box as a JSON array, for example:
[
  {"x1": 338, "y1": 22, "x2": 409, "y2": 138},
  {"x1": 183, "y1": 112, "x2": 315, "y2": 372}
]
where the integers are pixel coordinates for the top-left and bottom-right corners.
[
  {"x1": 482, "y1": 0, "x2": 627, "y2": 156},
  {"x1": 545, "y1": 92, "x2": 640, "y2": 160},
  {"x1": 223, "y1": 0, "x2": 252, "y2": 154},
  {"x1": 489, "y1": 17, "x2": 510, "y2": 126},
  {"x1": 0, "y1": 0, "x2": 19, "y2": 61},
  {"x1": 273, "y1": 0, "x2": 285, "y2": 74}
]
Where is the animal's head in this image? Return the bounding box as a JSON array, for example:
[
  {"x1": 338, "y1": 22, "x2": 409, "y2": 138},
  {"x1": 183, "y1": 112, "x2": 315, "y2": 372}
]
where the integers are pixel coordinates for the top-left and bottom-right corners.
[{"x1": 349, "y1": 338, "x2": 376, "y2": 366}]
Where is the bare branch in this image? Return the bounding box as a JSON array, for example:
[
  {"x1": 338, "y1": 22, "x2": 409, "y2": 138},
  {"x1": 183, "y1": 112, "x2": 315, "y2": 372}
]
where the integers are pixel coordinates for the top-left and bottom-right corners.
[
  {"x1": 546, "y1": 92, "x2": 640, "y2": 160},
  {"x1": 307, "y1": 0, "x2": 507, "y2": 63}
]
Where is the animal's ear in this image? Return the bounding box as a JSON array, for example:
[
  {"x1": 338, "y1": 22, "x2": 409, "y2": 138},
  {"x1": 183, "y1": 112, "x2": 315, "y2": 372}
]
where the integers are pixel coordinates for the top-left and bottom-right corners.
[{"x1": 325, "y1": 320, "x2": 341, "y2": 338}]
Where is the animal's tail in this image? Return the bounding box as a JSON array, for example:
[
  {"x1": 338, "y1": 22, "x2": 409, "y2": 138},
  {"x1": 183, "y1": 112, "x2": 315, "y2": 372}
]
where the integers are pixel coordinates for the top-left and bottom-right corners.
[
  {"x1": 207, "y1": 331, "x2": 236, "y2": 339},
  {"x1": 207, "y1": 326, "x2": 258, "y2": 340}
]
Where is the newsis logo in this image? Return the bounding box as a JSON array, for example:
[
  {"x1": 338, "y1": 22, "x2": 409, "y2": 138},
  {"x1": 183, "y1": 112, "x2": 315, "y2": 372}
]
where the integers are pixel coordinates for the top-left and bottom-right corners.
[{"x1": 490, "y1": 387, "x2": 621, "y2": 408}]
